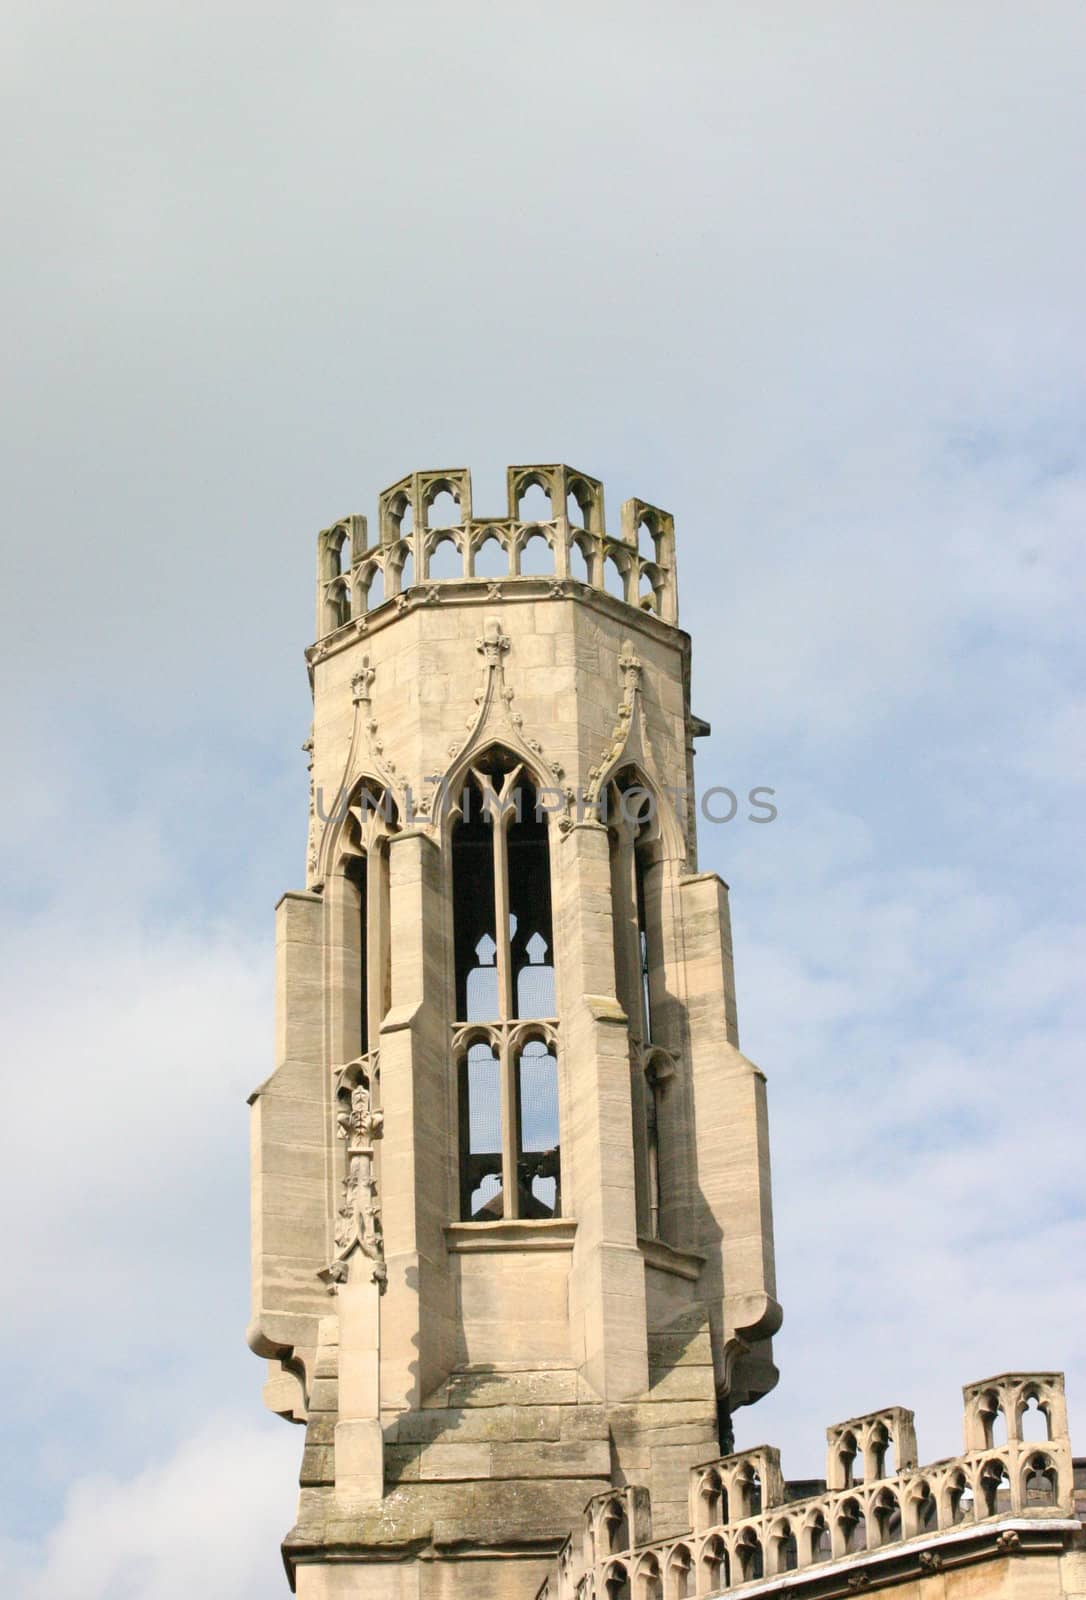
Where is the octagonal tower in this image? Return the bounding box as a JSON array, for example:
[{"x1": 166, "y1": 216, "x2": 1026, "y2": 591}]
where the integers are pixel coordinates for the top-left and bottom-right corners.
[{"x1": 248, "y1": 466, "x2": 781, "y2": 1598}]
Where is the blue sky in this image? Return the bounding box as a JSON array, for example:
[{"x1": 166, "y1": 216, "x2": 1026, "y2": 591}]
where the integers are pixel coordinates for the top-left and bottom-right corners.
[{"x1": 1, "y1": 4, "x2": 1083, "y2": 1595}]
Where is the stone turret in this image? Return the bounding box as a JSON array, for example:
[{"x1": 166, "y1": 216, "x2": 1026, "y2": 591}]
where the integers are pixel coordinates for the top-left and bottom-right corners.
[{"x1": 249, "y1": 466, "x2": 784, "y2": 1596}]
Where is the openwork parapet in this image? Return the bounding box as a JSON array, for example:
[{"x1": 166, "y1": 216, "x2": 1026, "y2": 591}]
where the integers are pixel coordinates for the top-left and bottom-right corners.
[
  {"x1": 537, "y1": 1373, "x2": 1075, "y2": 1600},
  {"x1": 313, "y1": 464, "x2": 678, "y2": 637}
]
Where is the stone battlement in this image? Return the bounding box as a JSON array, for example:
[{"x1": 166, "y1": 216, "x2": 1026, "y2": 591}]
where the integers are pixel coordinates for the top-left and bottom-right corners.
[
  {"x1": 538, "y1": 1373, "x2": 1076, "y2": 1599},
  {"x1": 314, "y1": 465, "x2": 678, "y2": 638}
]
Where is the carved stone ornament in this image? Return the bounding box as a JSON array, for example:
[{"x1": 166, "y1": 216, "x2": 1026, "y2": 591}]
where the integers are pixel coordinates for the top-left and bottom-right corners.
[
  {"x1": 430, "y1": 618, "x2": 564, "y2": 824},
  {"x1": 351, "y1": 660, "x2": 375, "y2": 705},
  {"x1": 586, "y1": 641, "x2": 646, "y2": 803},
  {"x1": 319, "y1": 1078, "x2": 386, "y2": 1294},
  {"x1": 303, "y1": 730, "x2": 319, "y2": 883},
  {"x1": 310, "y1": 655, "x2": 398, "y2": 887}
]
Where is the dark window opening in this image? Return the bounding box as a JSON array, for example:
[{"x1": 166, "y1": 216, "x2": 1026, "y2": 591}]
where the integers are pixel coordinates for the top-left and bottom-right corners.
[
  {"x1": 345, "y1": 855, "x2": 368, "y2": 1050},
  {"x1": 605, "y1": 1565, "x2": 630, "y2": 1600},
  {"x1": 453, "y1": 778, "x2": 497, "y2": 1021},
  {"x1": 645, "y1": 1065, "x2": 662, "y2": 1240},
  {"x1": 635, "y1": 849, "x2": 652, "y2": 1044},
  {"x1": 604, "y1": 1503, "x2": 630, "y2": 1554},
  {"x1": 509, "y1": 791, "x2": 555, "y2": 1018}
]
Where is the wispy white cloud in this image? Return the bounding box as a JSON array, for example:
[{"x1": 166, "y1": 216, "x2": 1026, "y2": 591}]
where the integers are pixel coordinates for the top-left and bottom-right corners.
[
  {"x1": 2, "y1": 1416, "x2": 296, "y2": 1600},
  {"x1": 725, "y1": 802, "x2": 1086, "y2": 1469}
]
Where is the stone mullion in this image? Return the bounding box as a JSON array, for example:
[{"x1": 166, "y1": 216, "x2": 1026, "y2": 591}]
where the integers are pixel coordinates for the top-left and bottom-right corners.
[
  {"x1": 498, "y1": 1025, "x2": 519, "y2": 1221},
  {"x1": 492, "y1": 809, "x2": 515, "y2": 1023},
  {"x1": 491, "y1": 808, "x2": 519, "y2": 1218}
]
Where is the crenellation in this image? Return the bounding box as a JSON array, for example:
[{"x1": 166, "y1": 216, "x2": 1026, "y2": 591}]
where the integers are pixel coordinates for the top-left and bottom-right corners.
[
  {"x1": 315, "y1": 468, "x2": 679, "y2": 635},
  {"x1": 826, "y1": 1408, "x2": 919, "y2": 1490},
  {"x1": 550, "y1": 1375, "x2": 1076, "y2": 1599}
]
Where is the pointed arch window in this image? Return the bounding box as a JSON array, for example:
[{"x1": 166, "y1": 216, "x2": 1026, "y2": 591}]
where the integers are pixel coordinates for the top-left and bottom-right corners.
[
  {"x1": 334, "y1": 783, "x2": 395, "y2": 1061},
  {"x1": 607, "y1": 774, "x2": 672, "y2": 1241},
  {"x1": 452, "y1": 755, "x2": 560, "y2": 1220}
]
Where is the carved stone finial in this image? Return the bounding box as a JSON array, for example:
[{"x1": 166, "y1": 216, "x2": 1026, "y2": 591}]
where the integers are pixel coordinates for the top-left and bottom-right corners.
[
  {"x1": 618, "y1": 640, "x2": 642, "y2": 683},
  {"x1": 476, "y1": 617, "x2": 511, "y2": 660},
  {"x1": 351, "y1": 658, "x2": 375, "y2": 705}
]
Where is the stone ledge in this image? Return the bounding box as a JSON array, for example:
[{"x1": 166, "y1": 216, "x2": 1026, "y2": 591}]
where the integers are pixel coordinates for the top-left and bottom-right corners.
[
  {"x1": 445, "y1": 1219, "x2": 577, "y2": 1253},
  {"x1": 703, "y1": 1518, "x2": 1082, "y2": 1600},
  {"x1": 639, "y1": 1235, "x2": 705, "y2": 1281}
]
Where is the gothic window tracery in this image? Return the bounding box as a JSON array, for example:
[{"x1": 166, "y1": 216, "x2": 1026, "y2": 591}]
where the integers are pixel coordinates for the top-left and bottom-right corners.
[
  {"x1": 337, "y1": 782, "x2": 394, "y2": 1059},
  {"x1": 453, "y1": 754, "x2": 560, "y2": 1221}
]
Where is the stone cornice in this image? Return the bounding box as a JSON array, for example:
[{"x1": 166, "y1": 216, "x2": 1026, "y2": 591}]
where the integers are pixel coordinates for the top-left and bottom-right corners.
[
  {"x1": 305, "y1": 575, "x2": 690, "y2": 685},
  {"x1": 444, "y1": 1219, "x2": 577, "y2": 1253},
  {"x1": 703, "y1": 1517, "x2": 1082, "y2": 1600}
]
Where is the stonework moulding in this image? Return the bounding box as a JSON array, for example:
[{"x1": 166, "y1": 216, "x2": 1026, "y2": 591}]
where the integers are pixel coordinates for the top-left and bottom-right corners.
[
  {"x1": 586, "y1": 638, "x2": 686, "y2": 858},
  {"x1": 431, "y1": 616, "x2": 568, "y2": 826},
  {"x1": 309, "y1": 654, "x2": 398, "y2": 889}
]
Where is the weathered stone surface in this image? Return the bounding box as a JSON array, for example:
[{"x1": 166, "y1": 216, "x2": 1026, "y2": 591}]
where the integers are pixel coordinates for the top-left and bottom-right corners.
[
  {"x1": 489, "y1": 1439, "x2": 611, "y2": 1480},
  {"x1": 426, "y1": 1368, "x2": 581, "y2": 1411},
  {"x1": 389, "y1": 1403, "x2": 567, "y2": 1446}
]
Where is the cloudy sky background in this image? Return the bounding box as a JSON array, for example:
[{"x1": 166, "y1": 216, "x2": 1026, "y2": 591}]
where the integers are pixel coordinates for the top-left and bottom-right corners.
[{"x1": 1, "y1": 3, "x2": 1084, "y2": 1594}]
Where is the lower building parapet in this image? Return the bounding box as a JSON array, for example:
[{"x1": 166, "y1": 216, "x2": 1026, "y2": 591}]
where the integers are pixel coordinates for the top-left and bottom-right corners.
[{"x1": 536, "y1": 1373, "x2": 1082, "y2": 1600}]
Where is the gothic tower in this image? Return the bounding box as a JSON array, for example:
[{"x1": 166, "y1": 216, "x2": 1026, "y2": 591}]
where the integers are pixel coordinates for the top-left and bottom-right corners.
[{"x1": 248, "y1": 465, "x2": 781, "y2": 1597}]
